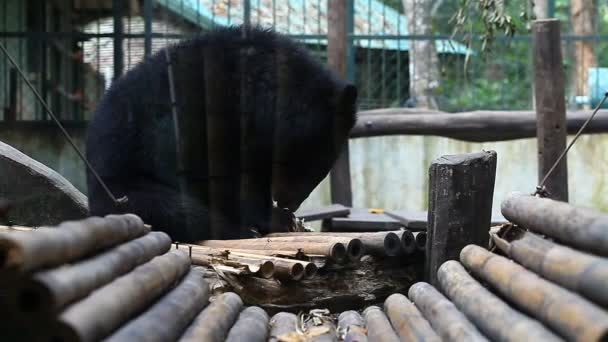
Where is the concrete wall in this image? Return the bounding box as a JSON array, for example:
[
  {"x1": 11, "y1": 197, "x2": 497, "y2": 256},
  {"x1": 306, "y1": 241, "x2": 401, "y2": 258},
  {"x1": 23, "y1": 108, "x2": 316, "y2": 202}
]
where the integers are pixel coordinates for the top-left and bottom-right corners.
[{"x1": 1, "y1": 123, "x2": 607, "y2": 216}]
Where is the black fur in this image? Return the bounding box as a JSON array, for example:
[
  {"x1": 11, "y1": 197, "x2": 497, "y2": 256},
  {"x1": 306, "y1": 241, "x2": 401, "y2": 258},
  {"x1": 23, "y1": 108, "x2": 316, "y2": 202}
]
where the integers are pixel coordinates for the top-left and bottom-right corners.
[{"x1": 86, "y1": 26, "x2": 357, "y2": 242}]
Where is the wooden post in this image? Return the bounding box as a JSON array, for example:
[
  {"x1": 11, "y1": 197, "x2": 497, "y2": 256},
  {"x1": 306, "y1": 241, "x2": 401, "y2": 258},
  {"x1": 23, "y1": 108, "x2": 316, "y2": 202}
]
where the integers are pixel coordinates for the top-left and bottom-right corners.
[
  {"x1": 112, "y1": 0, "x2": 123, "y2": 81},
  {"x1": 426, "y1": 151, "x2": 497, "y2": 286},
  {"x1": 327, "y1": 0, "x2": 352, "y2": 206},
  {"x1": 533, "y1": 19, "x2": 568, "y2": 202}
]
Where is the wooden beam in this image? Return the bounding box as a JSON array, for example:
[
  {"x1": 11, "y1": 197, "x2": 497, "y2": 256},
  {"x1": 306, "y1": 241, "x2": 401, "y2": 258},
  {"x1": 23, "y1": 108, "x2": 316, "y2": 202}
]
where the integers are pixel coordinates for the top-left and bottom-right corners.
[
  {"x1": 350, "y1": 110, "x2": 608, "y2": 142},
  {"x1": 533, "y1": 19, "x2": 568, "y2": 201},
  {"x1": 327, "y1": 0, "x2": 352, "y2": 206},
  {"x1": 426, "y1": 151, "x2": 497, "y2": 286}
]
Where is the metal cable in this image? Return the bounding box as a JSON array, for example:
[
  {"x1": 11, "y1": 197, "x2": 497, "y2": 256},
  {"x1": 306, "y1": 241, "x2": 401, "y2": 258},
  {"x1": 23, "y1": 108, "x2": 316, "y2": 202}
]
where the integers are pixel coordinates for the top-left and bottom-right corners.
[
  {"x1": 535, "y1": 92, "x2": 608, "y2": 196},
  {"x1": 0, "y1": 41, "x2": 127, "y2": 206}
]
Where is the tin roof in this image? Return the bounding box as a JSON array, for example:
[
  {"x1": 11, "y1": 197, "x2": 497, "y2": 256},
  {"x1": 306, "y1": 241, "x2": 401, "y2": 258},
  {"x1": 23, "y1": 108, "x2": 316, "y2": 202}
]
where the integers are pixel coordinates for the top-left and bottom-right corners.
[{"x1": 157, "y1": 0, "x2": 472, "y2": 54}]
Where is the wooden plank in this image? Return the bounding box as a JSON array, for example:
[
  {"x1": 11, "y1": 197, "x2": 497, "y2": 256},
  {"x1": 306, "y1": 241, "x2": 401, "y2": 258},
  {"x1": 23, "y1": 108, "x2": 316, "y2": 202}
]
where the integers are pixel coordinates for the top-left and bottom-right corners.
[
  {"x1": 327, "y1": 0, "x2": 352, "y2": 206},
  {"x1": 325, "y1": 208, "x2": 403, "y2": 232},
  {"x1": 294, "y1": 204, "x2": 350, "y2": 222},
  {"x1": 350, "y1": 110, "x2": 608, "y2": 142},
  {"x1": 533, "y1": 19, "x2": 568, "y2": 201},
  {"x1": 426, "y1": 151, "x2": 497, "y2": 286}
]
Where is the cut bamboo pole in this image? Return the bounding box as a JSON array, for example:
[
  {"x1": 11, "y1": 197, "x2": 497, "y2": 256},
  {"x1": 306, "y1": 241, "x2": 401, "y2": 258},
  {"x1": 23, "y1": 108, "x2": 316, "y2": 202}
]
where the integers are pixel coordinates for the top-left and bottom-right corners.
[
  {"x1": 413, "y1": 231, "x2": 427, "y2": 252},
  {"x1": 266, "y1": 232, "x2": 401, "y2": 257},
  {"x1": 225, "y1": 306, "x2": 269, "y2": 342},
  {"x1": 52, "y1": 249, "x2": 191, "y2": 342},
  {"x1": 105, "y1": 267, "x2": 210, "y2": 342},
  {"x1": 179, "y1": 292, "x2": 243, "y2": 342},
  {"x1": 196, "y1": 239, "x2": 347, "y2": 262},
  {"x1": 501, "y1": 192, "x2": 608, "y2": 256},
  {"x1": 384, "y1": 293, "x2": 440, "y2": 342},
  {"x1": 437, "y1": 260, "x2": 563, "y2": 342},
  {"x1": 363, "y1": 306, "x2": 400, "y2": 342},
  {"x1": 337, "y1": 311, "x2": 367, "y2": 342},
  {"x1": 189, "y1": 252, "x2": 274, "y2": 279},
  {"x1": 408, "y1": 282, "x2": 488, "y2": 342},
  {"x1": 273, "y1": 259, "x2": 305, "y2": 281},
  {"x1": 268, "y1": 312, "x2": 298, "y2": 342},
  {"x1": 493, "y1": 226, "x2": 608, "y2": 307},
  {"x1": 0, "y1": 214, "x2": 147, "y2": 273},
  {"x1": 245, "y1": 236, "x2": 363, "y2": 262},
  {"x1": 15, "y1": 231, "x2": 172, "y2": 318},
  {"x1": 461, "y1": 245, "x2": 608, "y2": 341},
  {"x1": 226, "y1": 250, "x2": 318, "y2": 279},
  {"x1": 395, "y1": 229, "x2": 417, "y2": 255}
]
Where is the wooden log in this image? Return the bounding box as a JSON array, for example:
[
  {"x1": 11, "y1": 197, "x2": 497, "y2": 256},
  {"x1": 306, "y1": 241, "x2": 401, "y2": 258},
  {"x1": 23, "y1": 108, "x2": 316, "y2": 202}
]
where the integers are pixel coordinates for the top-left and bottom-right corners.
[
  {"x1": 295, "y1": 204, "x2": 350, "y2": 222},
  {"x1": 268, "y1": 312, "x2": 298, "y2": 342},
  {"x1": 408, "y1": 282, "x2": 488, "y2": 342},
  {"x1": 384, "y1": 210, "x2": 428, "y2": 231},
  {"x1": 533, "y1": 19, "x2": 568, "y2": 202},
  {"x1": 501, "y1": 192, "x2": 608, "y2": 256},
  {"x1": 426, "y1": 151, "x2": 497, "y2": 286},
  {"x1": 105, "y1": 267, "x2": 210, "y2": 342},
  {"x1": 225, "y1": 306, "x2": 269, "y2": 342},
  {"x1": 179, "y1": 292, "x2": 243, "y2": 342},
  {"x1": 350, "y1": 110, "x2": 608, "y2": 142},
  {"x1": 437, "y1": 260, "x2": 563, "y2": 342},
  {"x1": 52, "y1": 249, "x2": 191, "y2": 342},
  {"x1": 492, "y1": 225, "x2": 608, "y2": 307},
  {"x1": 266, "y1": 232, "x2": 401, "y2": 257},
  {"x1": 384, "y1": 293, "x2": 440, "y2": 342},
  {"x1": 328, "y1": 210, "x2": 403, "y2": 232},
  {"x1": 460, "y1": 245, "x2": 608, "y2": 341},
  {"x1": 337, "y1": 311, "x2": 367, "y2": 342},
  {"x1": 197, "y1": 239, "x2": 347, "y2": 262},
  {"x1": 15, "y1": 231, "x2": 171, "y2": 318},
  {"x1": 396, "y1": 230, "x2": 417, "y2": 255},
  {"x1": 0, "y1": 214, "x2": 147, "y2": 273},
  {"x1": 363, "y1": 305, "x2": 400, "y2": 342},
  {"x1": 413, "y1": 231, "x2": 427, "y2": 252}
]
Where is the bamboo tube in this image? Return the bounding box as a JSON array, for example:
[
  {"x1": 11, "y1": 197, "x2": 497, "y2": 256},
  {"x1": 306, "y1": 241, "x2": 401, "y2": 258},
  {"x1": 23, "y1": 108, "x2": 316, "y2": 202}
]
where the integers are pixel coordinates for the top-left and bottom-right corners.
[
  {"x1": 413, "y1": 231, "x2": 427, "y2": 252},
  {"x1": 384, "y1": 293, "x2": 440, "y2": 342},
  {"x1": 189, "y1": 253, "x2": 274, "y2": 278},
  {"x1": 408, "y1": 282, "x2": 488, "y2": 342},
  {"x1": 105, "y1": 267, "x2": 210, "y2": 342},
  {"x1": 243, "y1": 236, "x2": 363, "y2": 262},
  {"x1": 395, "y1": 229, "x2": 416, "y2": 255},
  {"x1": 196, "y1": 239, "x2": 347, "y2": 262},
  {"x1": 273, "y1": 259, "x2": 305, "y2": 281},
  {"x1": 52, "y1": 249, "x2": 191, "y2": 342},
  {"x1": 363, "y1": 306, "x2": 400, "y2": 342},
  {"x1": 501, "y1": 192, "x2": 608, "y2": 256},
  {"x1": 461, "y1": 245, "x2": 608, "y2": 341},
  {"x1": 493, "y1": 226, "x2": 608, "y2": 307},
  {"x1": 180, "y1": 292, "x2": 243, "y2": 342},
  {"x1": 15, "y1": 231, "x2": 172, "y2": 318},
  {"x1": 266, "y1": 232, "x2": 401, "y2": 257},
  {"x1": 225, "y1": 306, "x2": 269, "y2": 342},
  {"x1": 226, "y1": 250, "x2": 318, "y2": 279},
  {"x1": 0, "y1": 214, "x2": 147, "y2": 273},
  {"x1": 437, "y1": 260, "x2": 563, "y2": 342},
  {"x1": 337, "y1": 310, "x2": 367, "y2": 342},
  {"x1": 268, "y1": 312, "x2": 298, "y2": 342}
]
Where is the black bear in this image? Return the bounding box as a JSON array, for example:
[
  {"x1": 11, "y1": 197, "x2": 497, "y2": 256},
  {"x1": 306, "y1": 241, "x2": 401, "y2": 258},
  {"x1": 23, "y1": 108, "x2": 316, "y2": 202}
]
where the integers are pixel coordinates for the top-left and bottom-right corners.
[{"x1": 86, "y1": 25, "x2": 357, "y2": 242}]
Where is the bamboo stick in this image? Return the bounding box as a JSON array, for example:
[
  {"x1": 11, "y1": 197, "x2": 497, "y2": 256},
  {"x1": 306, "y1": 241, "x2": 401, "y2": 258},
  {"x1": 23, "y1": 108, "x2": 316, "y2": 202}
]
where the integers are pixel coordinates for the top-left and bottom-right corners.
[
  {"x1": 15, "y1": 231, "x2": 171, "y2": 318},
  {"x1": 413, "y1": 231, "x2": 427, "y2": 252},
  {"x1": 437, "y1": 260, "x2": 563, "y2": 342},
  {"x1": 196, "y1": 239, "x2": 347, "y2": 262},
  {"x1": 337, "y1": 311, "x2": 368, "y2": 342},
  {"x1": 460, "y1": 245, "x2": 608, "y2": 341},
  {"x1": 268, "y1": 312, "x2": 298, "y2": 342},
  {"x1": 225, "y1": 306, "x2": 269, "y2": 342},
  {"x1": 493, "y1": 226, "x2": 608, "y2": 307},
  {"x1": 105, "y1": 267, "x2": 210, "y2": 342},
  {"x1": 273, "y1": 259, "x2": 305, "y2": 281},
  {"x1": 226, "y1": 250, "x2": 318, "y2": 279},
  {"x1": 501, "y1": 192, "x2": 608, "y2": 256},
  {"x1": 189, "y1": 253, "x2": 274, "y2": 278},
  {"x1": 179, "y1": 292, "x2": 243, "y2": 342},
  {"x1": 384, "y1": 293, "x2": 440, "y2": 342},
  {"x1": 266, "y1": 232, "x2": 401, "y2": 257},
  {"x1": 363, "y1": 306, "x2": 400, "y2": 342},
  {"x1": 0, "y1": 214, "x2": 147, "y2": 273},
  {"x1": 246, "y1": 236, "x2": 363, "y2": 262},
  {"x1": 408, "y1": 282, "x2": 488, "y2": 342},
  {"x1": 396, "y1": 230, "x2": 417, "y2": 254},
  {"x1": 52, "y1": 249, "x2": 191, "y2": 342}
]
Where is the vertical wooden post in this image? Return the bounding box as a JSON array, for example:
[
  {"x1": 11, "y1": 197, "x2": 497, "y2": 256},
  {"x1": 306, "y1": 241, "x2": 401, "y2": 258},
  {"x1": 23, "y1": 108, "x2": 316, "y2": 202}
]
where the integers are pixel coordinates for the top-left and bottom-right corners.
[
  {"x1": 143, "y1": 0, "x2": 152, "y2": 59},
  {"x1": 112, "y1": 0, "x2": 124, "y2": 81},
  {"x1": 327, "y1": 0, "x2": 353, "y2": 206},
  {"x1": 533, "y1": 19, "x2": 568, "y2": 202},
  {"x1": 6, "y1": 68, "x2": 17, "y2": 121},
  {"x1": 426, "y1": 151, "x2": 497, "y2": 286}
]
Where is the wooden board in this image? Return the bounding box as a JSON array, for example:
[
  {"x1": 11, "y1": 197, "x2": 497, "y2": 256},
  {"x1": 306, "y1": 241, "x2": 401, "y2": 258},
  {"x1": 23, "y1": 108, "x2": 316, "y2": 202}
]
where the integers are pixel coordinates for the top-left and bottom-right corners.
[
  {"x1": 324, "y1": 208, "x2": 404, "y2": 232},
  {"x1": 385, "y1": 210, "x2": 507, "y2": 230},
  {"x1": 295, "y1": 204, "x2": 351, "y2": 222}
]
